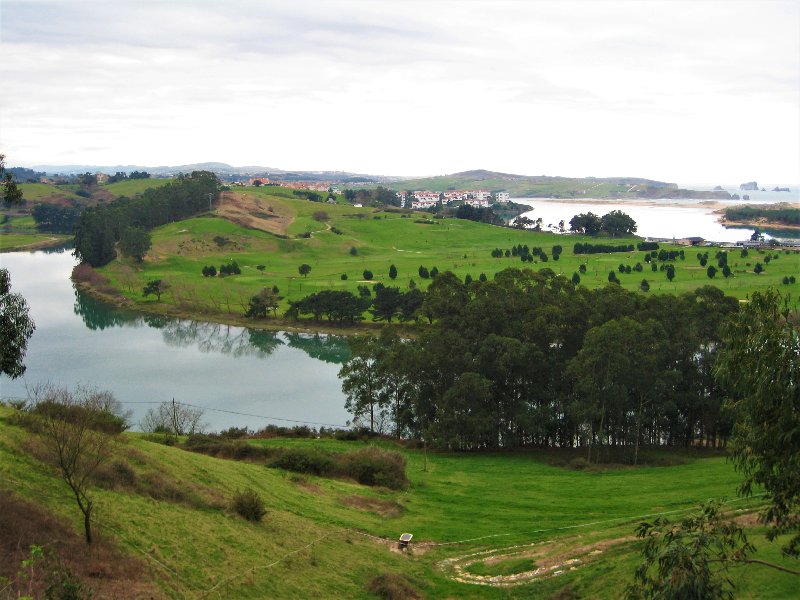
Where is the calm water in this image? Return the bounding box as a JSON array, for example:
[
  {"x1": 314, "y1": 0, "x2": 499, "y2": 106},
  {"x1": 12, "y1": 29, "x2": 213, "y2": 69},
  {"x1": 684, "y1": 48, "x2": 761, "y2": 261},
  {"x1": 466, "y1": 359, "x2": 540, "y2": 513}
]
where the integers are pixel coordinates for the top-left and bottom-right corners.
[
  {"x1": 0, "y1": 249, "x2": 351, "y2": 431},
  {"x1": 514, "y1": 196, "x2": 799, "y2": 242}
]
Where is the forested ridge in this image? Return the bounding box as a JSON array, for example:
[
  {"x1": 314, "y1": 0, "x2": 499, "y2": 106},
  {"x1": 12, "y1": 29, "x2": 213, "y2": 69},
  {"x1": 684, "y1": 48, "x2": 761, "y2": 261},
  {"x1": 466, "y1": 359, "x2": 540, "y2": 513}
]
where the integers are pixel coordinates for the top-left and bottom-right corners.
[
  {"x1": 341, "y1": 268, "x2": 743, "y2": 459},
  {"x1": 74, "y1": 171, "x2": 219, "y2": 266}
]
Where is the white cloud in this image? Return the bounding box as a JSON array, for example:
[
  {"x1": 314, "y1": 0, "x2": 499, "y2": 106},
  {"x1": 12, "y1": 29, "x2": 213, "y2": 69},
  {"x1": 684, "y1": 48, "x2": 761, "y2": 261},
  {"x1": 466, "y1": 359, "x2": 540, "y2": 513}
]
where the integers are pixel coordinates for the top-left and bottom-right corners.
[{"x1": 0, "y1": 0, "x2": 797, "y2": 183}]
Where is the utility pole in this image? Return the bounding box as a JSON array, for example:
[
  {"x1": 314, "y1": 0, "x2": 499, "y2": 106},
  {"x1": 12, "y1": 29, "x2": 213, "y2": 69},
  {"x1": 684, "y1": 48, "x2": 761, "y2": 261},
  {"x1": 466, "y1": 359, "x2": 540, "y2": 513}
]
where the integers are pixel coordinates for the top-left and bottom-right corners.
[{"x1": 208, "y1": 193, "x2": 213, "y2": 211}]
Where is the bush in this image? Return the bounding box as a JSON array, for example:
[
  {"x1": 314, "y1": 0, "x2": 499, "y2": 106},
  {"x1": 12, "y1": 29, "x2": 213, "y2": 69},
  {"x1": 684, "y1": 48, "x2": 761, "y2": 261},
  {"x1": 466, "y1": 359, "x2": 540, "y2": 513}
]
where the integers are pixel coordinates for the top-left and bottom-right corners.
[
  {"x1": 366, "y1": 574, "x2": 420, "y2": 600},
  {"x1": 270, "y1": 447, "x2": 337, "y2": 476},
  {"x1": 341, "y1": 447, "x2": 408, "y2": 489},
  {"x1": 568, "y1": 457, "x2": 590, "y2": 470},
  {"x1": 231, "y1": 488, "x2": 267, "y2": 522}
]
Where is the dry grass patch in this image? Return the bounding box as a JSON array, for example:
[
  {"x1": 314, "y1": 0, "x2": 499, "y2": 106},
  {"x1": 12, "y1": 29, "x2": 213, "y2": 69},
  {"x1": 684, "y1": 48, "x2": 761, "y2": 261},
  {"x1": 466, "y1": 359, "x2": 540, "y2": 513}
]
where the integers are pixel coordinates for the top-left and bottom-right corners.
[
  {"x1": 0, "y1": 492, "x2": 160, "y2": 599},
  {"x1": 217, "y1": 191, "x2": 295, "y2": 235},
  {"x1": 341, "y1": 494, "x2": 404, "y2": 518}
]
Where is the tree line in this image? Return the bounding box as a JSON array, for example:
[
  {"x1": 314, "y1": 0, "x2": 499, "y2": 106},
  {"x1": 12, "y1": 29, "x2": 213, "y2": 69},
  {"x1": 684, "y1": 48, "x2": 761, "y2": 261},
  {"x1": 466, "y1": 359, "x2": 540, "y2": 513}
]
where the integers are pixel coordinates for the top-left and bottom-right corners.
[
  {"x1": 73, "y1": 171, "x2": 219, "y2": 266},
  {"x1": 339, "y1": 267, "x2": 742, "y2": 460}
]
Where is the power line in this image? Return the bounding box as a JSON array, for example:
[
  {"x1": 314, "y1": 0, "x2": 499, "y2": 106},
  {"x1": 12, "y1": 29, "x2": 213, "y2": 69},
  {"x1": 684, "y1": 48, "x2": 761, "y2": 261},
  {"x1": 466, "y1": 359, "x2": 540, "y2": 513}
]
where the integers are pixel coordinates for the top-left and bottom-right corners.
[{"x1": 116, "y1": 398, "x2": 350, "y2": 429}]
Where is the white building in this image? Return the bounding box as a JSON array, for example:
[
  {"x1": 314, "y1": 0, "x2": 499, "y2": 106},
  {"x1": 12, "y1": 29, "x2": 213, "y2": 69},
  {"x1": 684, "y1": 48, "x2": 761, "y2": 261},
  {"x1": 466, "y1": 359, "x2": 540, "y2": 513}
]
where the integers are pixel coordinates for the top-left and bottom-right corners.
[
  {"x1": 464, "y1": 198, "x2": 491, "y2": 208},
  {"x1": 412, "y1": 191, "x2": 440, "y2": 209},
  {"x1": 495, "y1": 192, "x2": 510, "y2": 203}
]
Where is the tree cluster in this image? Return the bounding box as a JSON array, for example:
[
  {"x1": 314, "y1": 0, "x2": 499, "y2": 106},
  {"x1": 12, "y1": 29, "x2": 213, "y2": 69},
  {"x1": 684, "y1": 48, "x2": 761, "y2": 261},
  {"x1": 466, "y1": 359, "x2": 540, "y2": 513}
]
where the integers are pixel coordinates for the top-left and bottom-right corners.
[
  {"x1": 31, "y1": 203, "x2": 82, "y2": 233},
  {"x1": 454, "y1": 204, "x2": 503, "y2": 225},
  {"x1": 574, "y1": 242, "x2": 635, "y2": 254},
  {"x1": 569, "y1": 210, "x2": 637, "y2": 236},
  {"x1": 74, "y1": 171, "x2": 218, "y2": 266},
  {"x1": 340, "y1": 267, "x2": 740, "y2": 459}
]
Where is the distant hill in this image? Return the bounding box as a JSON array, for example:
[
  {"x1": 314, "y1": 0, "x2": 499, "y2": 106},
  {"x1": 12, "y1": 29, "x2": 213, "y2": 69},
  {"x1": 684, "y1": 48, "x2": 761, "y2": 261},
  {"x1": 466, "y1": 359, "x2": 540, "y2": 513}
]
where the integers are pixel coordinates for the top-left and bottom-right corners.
[
  {"x1": 21, "y1": 163, "x2": 732, "y2": 199},
  {"x1": 389, "y1": 170, "x2": 730, "y2": 200}
]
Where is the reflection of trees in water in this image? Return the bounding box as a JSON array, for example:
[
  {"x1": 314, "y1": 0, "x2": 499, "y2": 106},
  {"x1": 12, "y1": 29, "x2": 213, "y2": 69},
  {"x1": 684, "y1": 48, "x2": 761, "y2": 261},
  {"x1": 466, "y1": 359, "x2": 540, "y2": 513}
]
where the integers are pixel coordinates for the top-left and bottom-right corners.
[
  {"x1": 160, "y1": 321, "x2": 284, "y2": 358},
  {"x1": 284, "y1": 333, "x2": 350, "y2": 364},
  {"x1": 74, "y1": 288, "x2": 347, "y2": 362},
  {"x1": 73, "y1": 289, "x2": 143, "y2": 331},
  {"x1": 39, "y1": 244, "x2": 74, "y2": 255}
]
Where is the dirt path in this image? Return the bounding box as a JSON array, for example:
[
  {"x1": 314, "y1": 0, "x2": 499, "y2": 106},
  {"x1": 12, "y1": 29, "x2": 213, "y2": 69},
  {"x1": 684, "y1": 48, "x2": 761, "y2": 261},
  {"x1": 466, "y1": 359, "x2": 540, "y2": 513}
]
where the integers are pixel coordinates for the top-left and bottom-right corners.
[
  {"x1": 436, "y1": 510, "x2": 763, "y2": 588},
  {"x1": 437, "y1": 535, "x2": 633, "y2": 587}
]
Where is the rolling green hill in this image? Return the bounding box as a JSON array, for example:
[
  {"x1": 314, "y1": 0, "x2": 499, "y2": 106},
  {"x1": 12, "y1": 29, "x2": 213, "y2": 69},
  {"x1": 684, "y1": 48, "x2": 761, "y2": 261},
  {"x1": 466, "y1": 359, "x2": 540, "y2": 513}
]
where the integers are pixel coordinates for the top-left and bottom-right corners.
[
  {"x1": 2, "y1": 404, "x2": 797, "y2": 598},
  {"x1": 89, "y1": 188, "x2": 799, "y2": 324}
]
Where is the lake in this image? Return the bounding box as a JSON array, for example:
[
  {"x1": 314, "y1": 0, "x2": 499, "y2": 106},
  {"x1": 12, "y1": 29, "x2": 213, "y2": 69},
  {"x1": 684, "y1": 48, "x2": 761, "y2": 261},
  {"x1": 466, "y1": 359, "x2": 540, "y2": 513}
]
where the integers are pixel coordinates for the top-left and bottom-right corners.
[
  {"x1": 513, "y1": 196, "x2": 799, "y2": 242},
  {"x1": 0, "y1": 249, "x2": 352, "y2": 432}
]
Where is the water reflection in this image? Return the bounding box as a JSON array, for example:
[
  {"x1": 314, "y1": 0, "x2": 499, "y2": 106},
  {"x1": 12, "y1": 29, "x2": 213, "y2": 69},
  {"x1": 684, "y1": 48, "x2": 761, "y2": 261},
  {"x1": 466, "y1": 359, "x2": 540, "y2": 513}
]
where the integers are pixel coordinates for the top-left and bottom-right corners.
[
  {"x1": 71, "y1": 287, "x2": 348, "y2": 363},
  {"x1": 285, "y1": 332, "x2": 351, "y2": 364},
  {"x1": 73, "y1": 291, "x2": 142, "y2": 330}
]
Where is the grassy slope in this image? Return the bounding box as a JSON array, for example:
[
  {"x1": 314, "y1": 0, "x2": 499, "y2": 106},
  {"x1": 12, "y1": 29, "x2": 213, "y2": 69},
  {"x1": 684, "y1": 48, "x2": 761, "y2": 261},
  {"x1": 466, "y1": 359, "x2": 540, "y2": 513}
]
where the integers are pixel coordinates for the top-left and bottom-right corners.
[
  {"x1": 98, "y1": 188, "x2": 800, "y2": 317},
  {"x1": 2, "y1": 406, "x2": 797, "y2": 598},
  {"x1": 102, "y1": 178, "x2": 171, "y2": 197}
]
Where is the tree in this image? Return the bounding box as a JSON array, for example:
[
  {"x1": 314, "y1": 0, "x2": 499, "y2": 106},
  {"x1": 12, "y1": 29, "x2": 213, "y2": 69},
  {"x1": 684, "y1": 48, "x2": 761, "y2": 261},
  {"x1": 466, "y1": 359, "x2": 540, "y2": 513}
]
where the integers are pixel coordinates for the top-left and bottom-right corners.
[
  {"x1": 569, "y1": 212, "x2": 602, "y2": 235},
  {"x1": 245, "y1": 287, "x2": 281, "y2": 318},
  {"x1": 640, "y1": 279, "x2": 650, "y2": 293},
  {"x1": 626, "y1": 501, "x2": 755, "y2": 600},
  {"x1": 29, "y1": 384, "x2": 127, "y2": 544},
  {"x1": 1, "y1": 157, "x2": 24, "y2": 207},
  {"x1": 141, "y1": 399, "x2": 205, "y2": 439},
  {"x1": 339, "y1": 336, "x2": 389, "y2": 432},
  {"x1": 0, "y1": 269, "x2": 36, "y2": 379},
  {"x1": 666, "y1": 264, "x2": 676, "y2": 281},
  {"x1": 298, "y1": 264, "x2": 311, "y2": 278},
  {"x1": 753, "y1": 262, "x2": 763, "y2": 274},
  {"x1": 707, "y1": 265, "x2": 717, "y2": 279},
  {"x1": 389, "y1": 264, "x2": 398, "y2": 280},
  {"x1": 715, "y1": 289, "x2": 800, "y2": 556},
  {"x1": 363, "y1": 269, "x2": 374, "y2": 281},
  {"x1": 119, "y1": 226, "x2": 151, "y2": 262},
  {"x1": 418, "y1": 266, "x2": 429, "y2": 279},
  {"x1": 142, "y1": 279, "x2": 168, "y2": 301},
  {"x1": 600, "y1": 210, "x2": 637, "y2": 236},
  {"x1": 571, "y1": 272, "x2": 581, "y2": 285}
]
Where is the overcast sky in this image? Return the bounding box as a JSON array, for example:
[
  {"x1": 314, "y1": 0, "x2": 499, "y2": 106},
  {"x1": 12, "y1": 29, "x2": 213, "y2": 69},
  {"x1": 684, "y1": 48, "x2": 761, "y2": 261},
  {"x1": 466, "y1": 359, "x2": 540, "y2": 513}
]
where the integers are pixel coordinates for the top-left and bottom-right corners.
[{"x1": 1, "y1": 0, "x2": 798, "y2": 184}]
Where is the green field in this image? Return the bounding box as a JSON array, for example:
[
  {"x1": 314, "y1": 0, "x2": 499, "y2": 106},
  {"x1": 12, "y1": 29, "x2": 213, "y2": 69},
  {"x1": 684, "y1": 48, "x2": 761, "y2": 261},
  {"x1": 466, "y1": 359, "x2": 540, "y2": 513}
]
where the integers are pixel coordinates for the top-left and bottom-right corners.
[
  {"x1": 1, "y1": 405, "x2": 796, "y2": 598},
  {"x1": 95, "y1": 188, "x2": 800, "y2": 319},
  {"x1": 102, "y1": 177, "x2": 172, "y2": 197}
]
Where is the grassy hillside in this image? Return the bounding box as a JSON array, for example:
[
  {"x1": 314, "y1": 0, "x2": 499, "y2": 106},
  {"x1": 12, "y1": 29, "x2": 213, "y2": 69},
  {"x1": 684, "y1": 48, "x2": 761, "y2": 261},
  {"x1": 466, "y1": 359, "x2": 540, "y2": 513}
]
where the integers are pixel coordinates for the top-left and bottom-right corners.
[
  {"x1": 1, "y1": 405, "x2": 797, "y2": 598},
  {"x1": 92, "y1": 188, "x2": 800, "y2": 321}
]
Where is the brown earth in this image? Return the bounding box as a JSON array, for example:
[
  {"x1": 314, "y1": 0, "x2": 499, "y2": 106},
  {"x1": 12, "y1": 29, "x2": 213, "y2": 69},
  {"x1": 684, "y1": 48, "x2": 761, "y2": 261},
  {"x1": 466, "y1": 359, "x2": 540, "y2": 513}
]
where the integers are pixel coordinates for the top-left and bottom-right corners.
[
  {"x1": 216, "y1": 191, "x2": 295, "y2": 235},
  {"x1": 341, "y1": 494, "x2": 404, "y2": 518},
  {"x1": 0, "y1": 492, "x2": 162, "y2": 598}
]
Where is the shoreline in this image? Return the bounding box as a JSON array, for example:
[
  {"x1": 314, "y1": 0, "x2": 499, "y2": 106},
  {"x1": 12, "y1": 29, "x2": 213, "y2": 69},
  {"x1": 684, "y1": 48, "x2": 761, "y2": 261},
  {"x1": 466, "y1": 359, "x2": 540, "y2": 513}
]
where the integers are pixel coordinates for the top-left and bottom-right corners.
[
  {"x1": 73, "y1": 278, "x2": 417, "y2": 338},
  {"x1": 0, "y1": 235, "x2": 70, "y2": 253}
]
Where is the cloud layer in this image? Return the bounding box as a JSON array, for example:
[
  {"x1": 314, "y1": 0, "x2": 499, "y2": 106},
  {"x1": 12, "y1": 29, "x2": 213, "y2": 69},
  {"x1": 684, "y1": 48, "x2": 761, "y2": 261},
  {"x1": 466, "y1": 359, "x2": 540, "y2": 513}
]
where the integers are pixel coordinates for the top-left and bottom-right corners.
[{"x1": 1, "y1": 0, "x2": 798, "y2": 183}]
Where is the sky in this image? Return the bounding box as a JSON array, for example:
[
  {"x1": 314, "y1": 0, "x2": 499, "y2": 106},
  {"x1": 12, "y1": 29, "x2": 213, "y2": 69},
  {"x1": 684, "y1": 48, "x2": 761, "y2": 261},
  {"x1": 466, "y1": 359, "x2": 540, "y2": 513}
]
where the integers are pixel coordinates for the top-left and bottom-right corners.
[{"x1": 1, "y1": 0, "x2": 798, "y2": 184}]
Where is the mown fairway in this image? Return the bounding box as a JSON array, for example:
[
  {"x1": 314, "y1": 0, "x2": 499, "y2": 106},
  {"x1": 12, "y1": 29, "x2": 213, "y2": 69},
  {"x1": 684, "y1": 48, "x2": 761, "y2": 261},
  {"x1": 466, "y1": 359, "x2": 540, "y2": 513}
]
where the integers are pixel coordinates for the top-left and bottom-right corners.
[
  {"x1": 96, "y1": 187, "x2": 800, "y2": 318},
  {"x1": 1, "y1": 406, "x2": 796, "y2": 598}
]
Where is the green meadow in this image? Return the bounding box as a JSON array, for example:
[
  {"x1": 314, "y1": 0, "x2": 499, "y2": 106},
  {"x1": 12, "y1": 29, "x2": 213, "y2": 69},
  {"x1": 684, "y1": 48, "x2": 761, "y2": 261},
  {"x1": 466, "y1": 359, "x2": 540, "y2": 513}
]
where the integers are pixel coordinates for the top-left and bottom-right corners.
[
  {"x1": 96, "y1": 188, "x2": 800, "y2": 319},
  {"x1": 1, "y1": 405, "x2": 796, "y2": 598}
]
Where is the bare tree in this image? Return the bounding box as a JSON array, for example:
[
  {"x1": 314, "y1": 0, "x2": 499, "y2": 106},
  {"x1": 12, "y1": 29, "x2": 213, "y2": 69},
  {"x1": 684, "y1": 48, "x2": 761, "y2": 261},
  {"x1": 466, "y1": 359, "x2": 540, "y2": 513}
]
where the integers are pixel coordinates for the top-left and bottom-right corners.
[
  {"x1": 29, "y1": 384, "x2": 126, "y2": 544},
  {"x1": 140, "y1": 399, "x2": 205, "y2": 438}
]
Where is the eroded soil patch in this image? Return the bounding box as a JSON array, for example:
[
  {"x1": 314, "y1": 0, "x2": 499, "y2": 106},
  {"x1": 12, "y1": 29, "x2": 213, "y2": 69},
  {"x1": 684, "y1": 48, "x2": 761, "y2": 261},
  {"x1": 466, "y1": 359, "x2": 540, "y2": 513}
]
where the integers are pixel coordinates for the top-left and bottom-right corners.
[{"x1": 217, "y1": 191, "x2": 295, "y2": 235}]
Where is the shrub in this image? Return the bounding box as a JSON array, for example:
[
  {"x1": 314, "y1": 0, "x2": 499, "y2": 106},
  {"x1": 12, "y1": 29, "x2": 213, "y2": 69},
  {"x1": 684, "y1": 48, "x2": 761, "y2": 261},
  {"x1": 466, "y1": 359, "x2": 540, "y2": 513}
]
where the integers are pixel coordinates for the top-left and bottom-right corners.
[
  {"x1": 568, "y1": 457, "x2": 590, "y2": 470},
  {"x1": 270, "y1": 447, "x2": 337, "y2": 476},
  {"x1": 341, "y1": 273, "x2": 348, "y2": 280},
  {"x1": 366, "y1": 574, "x2": 420, "y2": 600},
  {"x1": 231, "y1": 488, "x2": 267, "y2": 522},
  {"x1": 341, "y1": 447, "x2": 408, "y2": 489}
]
